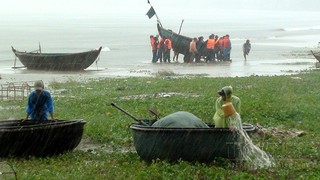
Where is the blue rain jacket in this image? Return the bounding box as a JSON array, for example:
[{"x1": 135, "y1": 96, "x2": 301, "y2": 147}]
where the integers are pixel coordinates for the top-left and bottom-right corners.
[{"x1": 26, "y1": 90, "x2": 54, "y2": 120}]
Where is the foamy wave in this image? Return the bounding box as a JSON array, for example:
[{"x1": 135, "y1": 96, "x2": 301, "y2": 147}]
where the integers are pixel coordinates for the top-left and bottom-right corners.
[
  {"x1": 231, "y1": 37, "x2": 250, "y2": 41},
  {"x1": 101, "y1": 47, "x2": 110, "y2": 52},
  {"x1": 279, "y1": 26, "x2": 320, "y2": 32}
]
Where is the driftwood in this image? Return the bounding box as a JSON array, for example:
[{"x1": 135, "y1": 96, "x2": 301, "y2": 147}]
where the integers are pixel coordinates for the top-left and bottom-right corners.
[{"x1": 254, "y1": 123, "x2": 305, "y2": 138}]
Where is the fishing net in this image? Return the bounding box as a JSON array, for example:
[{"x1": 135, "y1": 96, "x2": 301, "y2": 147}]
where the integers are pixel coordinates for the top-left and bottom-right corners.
[{"x1": 229, "y1": 113, "x2": 275, "y2": 169}]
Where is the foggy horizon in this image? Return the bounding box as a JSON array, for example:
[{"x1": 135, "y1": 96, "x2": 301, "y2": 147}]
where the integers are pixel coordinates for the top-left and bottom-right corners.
[{"x1": 0, "y1": 0, "x2": 319, "y2": 17}]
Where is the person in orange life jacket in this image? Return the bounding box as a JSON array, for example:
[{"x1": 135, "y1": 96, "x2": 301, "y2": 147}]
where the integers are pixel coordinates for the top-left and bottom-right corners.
[
  {"x1": 213, "y1": 35, "x2": 220, "y2": 61},
  {"x1": 188, "y1": 37, "x2": 198, "y2": 63},
  {"x1": 217, "y1": 37, "x2": 224, "y2": 61},
  {"x1": 157, "y1": 37, "x2": 165, "y2": 63},
  {"x1": 150, "y1": 35, "x2": 158, "y2": 63},
  {"x1": 23, "y1": 80, "x2": 55, "y2": 122},
  {"x1": 164, "y1": 37, "x2": 172, "y2": 63},
  {"x1": 223, "y1": 34, "x2": 232, "y2": 61},
  {"x1": 206, "y1": 34, "x2": 216, "y2": 62}
]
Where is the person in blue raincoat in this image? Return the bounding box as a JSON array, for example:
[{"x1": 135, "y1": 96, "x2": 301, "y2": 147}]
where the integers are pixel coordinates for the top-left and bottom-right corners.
[
  {"x1": 213, "y1": 86, "x2": 241, "y2": 129},
  {"x1": 23, "y1": 80, "x2": 55, "y2": 122}
]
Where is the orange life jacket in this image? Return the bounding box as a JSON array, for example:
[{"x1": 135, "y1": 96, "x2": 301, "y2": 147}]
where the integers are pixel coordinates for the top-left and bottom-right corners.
[
  {"x1": 223, "y1": 37, "x2": 230, "y2": 48},
  {"x1": 206, "y1": 39, "x2": 215, "y2": 49},
  {"x1": 218, "y1": 39, "x2": 224, "y2": 49},
  {"x1": 158, "y1": 38, "x2": 165, "y2": 49},
  {"x1": 150, "y1": 37, "x2": 157, "y2": 51},
  {"x1": 164, "y1": 39, "x2": 172, "y2": 50}
]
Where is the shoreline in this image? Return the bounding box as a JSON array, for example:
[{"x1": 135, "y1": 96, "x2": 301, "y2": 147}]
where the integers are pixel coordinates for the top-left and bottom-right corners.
[{"x1": 0, "y1": 59, "x2": 316, "y2": 87}]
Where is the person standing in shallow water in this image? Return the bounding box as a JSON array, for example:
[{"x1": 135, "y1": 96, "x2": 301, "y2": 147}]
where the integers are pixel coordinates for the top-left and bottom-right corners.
[
  {"x1": 150, "y1": 35, "x2": 158, "y2": 63},
  {"x1": 189, "y1": 37, "x2": 198, "y2": 63},
  {"x1": 164, "y1": 37, "x2": 172, "y2": 63},
  {"x1": 243, "y1": 39, "x2": 251, "y2": 61},
  {"x1": 213, "y1": 86, "x2": 241, "y2": 129},
  {"x1": 157, "y1": 37, "x2": 165, "y2": 63},
  {"x1": 223, "y1": 34, "x2": 232, "y2": 61},
  {"x1": 195, "y1": 36, "x2": 205, "y2": 62},
  {"x1": 23, "y1": 80, "x2": 55, "y2": 122}
]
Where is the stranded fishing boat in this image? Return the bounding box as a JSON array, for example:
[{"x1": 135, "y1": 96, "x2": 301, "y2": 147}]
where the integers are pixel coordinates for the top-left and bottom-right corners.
[
  {"x1": 157, "y1": 23, "x2": 192, "y2": 57},
  {"x1": 11, "y1": 46, "x2": 102, "y2": 70},
  {"x1": 311, "y1": 50, "x2": 320, "y2": 62},
  {"x1": 0, "y1": 119, "x2": 86, "y2": 157},
  {"x1": 157, "y1": 23, "x2": 231, "y2": 63}
]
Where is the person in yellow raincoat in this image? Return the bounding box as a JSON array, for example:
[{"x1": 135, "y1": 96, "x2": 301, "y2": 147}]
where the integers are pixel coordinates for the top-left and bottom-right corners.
[{"x1": 213, "y1": 86, "x2": 241, "y2": 129}]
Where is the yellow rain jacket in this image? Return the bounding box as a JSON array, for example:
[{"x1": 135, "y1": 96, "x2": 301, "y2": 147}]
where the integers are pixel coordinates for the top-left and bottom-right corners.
[{"x1": 213, "y1": 86, "x2": 241, "y2": 128}]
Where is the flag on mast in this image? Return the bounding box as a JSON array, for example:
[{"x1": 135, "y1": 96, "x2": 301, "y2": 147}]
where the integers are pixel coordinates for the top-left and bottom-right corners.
[{"x1": 146, "y1": 6, "x2": 156, "y2": 19}]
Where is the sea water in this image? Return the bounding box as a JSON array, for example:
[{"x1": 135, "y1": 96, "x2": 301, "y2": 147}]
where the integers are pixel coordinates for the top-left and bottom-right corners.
[{"x1": 0, "y1": 1, "x2": 320, "y2": 82}]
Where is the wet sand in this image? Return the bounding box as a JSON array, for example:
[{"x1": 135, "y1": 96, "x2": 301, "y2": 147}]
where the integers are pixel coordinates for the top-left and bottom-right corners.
[{"x1": 0, "y1": 55, "x2": 316, "y2": 86}]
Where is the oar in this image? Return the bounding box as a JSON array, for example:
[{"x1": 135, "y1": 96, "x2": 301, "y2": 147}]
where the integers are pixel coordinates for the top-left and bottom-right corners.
[
  {"x1": 110, "y1": 103, "x2": 149, "y2": 126},
  {"x1": 148, "y1": 109, "x2": 159, "y2": 120}
]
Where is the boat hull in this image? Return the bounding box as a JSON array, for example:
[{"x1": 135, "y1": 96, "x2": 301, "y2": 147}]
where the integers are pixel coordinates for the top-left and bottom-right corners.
[
  {"x1": 12, "y1": 47, "x2": 102, "y2": 70},
  {"x1": 311, "y1": 50, "x2": 320, "y2": 62},
  {"x1": 157, "y1": 23, "x2": 192, "y2": 56},
  {"x1": 0, "y1": 119, "x2": 86, "y2": 157},
  {"x1": 130, "y1": 123, "x2": 255, "y2": 162},
  {"x1": 157, "y1": 23, "x2": 223, "y2": 63}
]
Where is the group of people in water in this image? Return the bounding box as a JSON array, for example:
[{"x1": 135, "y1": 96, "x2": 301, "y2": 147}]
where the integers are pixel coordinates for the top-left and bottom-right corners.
[
  {"x1": 150, "y1": 35, "x2": 173, "y2": 63},
  {"x1": 189, "y1": 34, "x2": 232, "y2": 63},
  {"x1": 150, "y1": 34, "x2": 251, "y2": 63}
]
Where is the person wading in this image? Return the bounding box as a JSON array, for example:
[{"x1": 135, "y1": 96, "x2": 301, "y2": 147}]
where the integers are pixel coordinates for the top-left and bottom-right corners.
[
  {"x1": 243, "y1": 39, "x2": 251, "y2": 61},
  {"x1": 188, "y1": 37, "x2": 198, "y2": 63}
]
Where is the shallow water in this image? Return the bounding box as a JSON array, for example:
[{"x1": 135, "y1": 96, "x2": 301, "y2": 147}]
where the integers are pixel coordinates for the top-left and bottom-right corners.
[{"x1": 0, "y1": 4, "x2": 319, "y2": 83}]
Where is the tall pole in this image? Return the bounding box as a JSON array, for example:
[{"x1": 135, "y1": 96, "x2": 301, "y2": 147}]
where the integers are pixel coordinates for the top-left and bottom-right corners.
[
  {"x1": 147, "y1": 0, "x2": 162, "y2": 26},
  {"x1": 174, "y1": 19, "x2": 184, "y2": 62},
  {"x1": 178, "y1": 19, "x2": 184, "y2": 34}
]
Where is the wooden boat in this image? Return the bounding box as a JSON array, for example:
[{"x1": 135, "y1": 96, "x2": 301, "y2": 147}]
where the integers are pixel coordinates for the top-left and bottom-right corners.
[
  {"x1": 0, "y1": 119, "x2": 86, "y2": 157},
  {"x1": 157, "y1": 23, "x2": 192, "y2": 57},
  {"x1": 157, "y1": 23, "x2": 230, "y2": 63},
  {"x1": 130, "y1": 121, "x2": 255, "y2": 162},
  {"x1": 311, "y1": 50, "x2": 320, "y2": 62},
  {"x1": 11, "y1": 46, "x2": 102, "y2": 70},
  {"x1": 111, "y1": 103, "x2": 250, "y2": 162}
]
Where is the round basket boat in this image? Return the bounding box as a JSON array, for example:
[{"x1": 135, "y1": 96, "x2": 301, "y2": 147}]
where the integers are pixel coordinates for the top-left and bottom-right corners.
[
  {"x1": 130, "y1": 122, "x2": 255, "y2": 163},
  {"x1": 0, "y1": 119, "x2": 86, "y2": 157}
]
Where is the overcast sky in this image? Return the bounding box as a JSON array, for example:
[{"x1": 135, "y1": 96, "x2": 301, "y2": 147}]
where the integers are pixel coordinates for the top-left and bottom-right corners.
[{"x1": 1, "y1": 0, "x2": 319, "y2": 16}]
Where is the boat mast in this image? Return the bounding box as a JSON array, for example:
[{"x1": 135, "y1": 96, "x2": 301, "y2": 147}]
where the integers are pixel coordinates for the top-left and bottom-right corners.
[
  {"x1": 174, "y1": 19, "x2": 185, "y2": 61},
  {"x1": 38, "y1": 42, "x2": 42, "y2": 53},
  {"x1": 178, "y1": 19, "x2": 184, "y2": 34}
]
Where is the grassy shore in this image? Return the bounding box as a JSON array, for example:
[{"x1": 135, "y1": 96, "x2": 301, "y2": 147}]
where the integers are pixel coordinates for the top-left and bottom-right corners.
[{"x1": 1, "y1": 71, "x2": 320, "y2": 179}]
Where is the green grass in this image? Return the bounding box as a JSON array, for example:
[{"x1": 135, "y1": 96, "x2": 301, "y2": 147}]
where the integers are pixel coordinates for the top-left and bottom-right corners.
[{"x1": 1, "y1": 71, "x2": 320, "y2": 179}]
